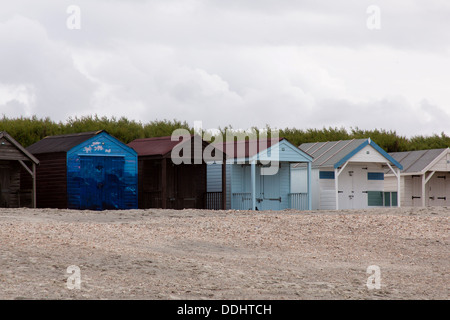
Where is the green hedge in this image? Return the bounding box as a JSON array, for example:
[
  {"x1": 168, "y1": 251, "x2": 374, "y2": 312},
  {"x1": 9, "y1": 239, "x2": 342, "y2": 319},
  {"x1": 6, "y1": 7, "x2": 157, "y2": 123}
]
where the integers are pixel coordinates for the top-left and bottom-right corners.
[{"x1": 1, "y1": 115, "x2": 449, "y2": 152}]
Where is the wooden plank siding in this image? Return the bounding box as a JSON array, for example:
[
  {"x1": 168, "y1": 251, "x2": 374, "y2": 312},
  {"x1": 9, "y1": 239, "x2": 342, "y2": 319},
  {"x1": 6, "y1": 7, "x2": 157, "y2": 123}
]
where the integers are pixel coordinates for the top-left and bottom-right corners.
[
  {"x1": 138, "y1": 158, "x2": 206, "y2": 209},
  {"x1": 0, "y1": 160, "x2": 21, "y2": 208},
  {"x1": 0, "y1": 137, "x2": 30, "y2": 161},
  {"x1": 1, "y1": 133, "x2": 39, "y2": 208},
  {"x1": 34, "y1": 152, "x2": 68, "y2": 209},
  {"x1": 22, "y1": 131, "x2": 138, "y2": 210},
  {"x1": 0, "y1": 136, "x2": 28, "y2": 207},
  {"x1": 66, "y1": 132, "x2": 138, "y2": 210}
]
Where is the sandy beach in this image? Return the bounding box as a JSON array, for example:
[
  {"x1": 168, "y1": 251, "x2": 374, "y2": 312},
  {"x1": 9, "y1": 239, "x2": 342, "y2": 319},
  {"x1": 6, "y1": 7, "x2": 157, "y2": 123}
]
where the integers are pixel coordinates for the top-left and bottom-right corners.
[{"x1": 0, "y1": 206, "x2": 448, "y2": 300}]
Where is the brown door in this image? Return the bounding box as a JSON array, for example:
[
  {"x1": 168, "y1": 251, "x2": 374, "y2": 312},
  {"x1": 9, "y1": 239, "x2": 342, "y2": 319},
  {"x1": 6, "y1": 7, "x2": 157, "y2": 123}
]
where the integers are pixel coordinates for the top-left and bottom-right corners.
[{"x1": 0, "y1": 169, "x2": 11, "y2": 207}]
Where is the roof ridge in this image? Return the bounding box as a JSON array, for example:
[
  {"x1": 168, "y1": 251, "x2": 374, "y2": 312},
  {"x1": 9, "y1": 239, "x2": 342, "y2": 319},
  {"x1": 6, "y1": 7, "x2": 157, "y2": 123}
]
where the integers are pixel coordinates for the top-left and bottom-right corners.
[
  {"x1": 43, "y1": 130, "x2": 102, "y2": 139},
  {"x1": 132, "y1": 134, "x2": 197, "y2": 142}
]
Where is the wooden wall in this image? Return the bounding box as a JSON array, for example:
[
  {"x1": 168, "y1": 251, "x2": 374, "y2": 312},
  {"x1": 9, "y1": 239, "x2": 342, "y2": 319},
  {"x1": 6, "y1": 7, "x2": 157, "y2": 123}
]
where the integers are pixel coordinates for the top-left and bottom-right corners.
[
  {"x1": 138, "y1": 159, "x2": 162, "y2": 208},
  {"x1": 0, "y1": 135, "x2": 33, "y2": 208},
  {"x1": 32, "y1": 152, "x2": 67, "y2": 209},
  {"x1": 0, "y1": 161, "x2": 21, "y2": 208},
  {"x1": 66, "y1": 132, "x2": 138, "y2": 210},
  {"x1": 138, "y1": 158, "x2": 207, "y2": 209}
]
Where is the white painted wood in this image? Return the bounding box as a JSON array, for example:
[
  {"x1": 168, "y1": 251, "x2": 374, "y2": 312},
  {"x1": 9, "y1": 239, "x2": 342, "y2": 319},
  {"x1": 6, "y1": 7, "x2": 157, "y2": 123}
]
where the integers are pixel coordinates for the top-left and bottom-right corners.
[
  {"x1": 351, "y1": 145, "x2": 389, "y2": 163},
  {"x1": 428, "y1": 173, "x2": 450, "y2": 206}
]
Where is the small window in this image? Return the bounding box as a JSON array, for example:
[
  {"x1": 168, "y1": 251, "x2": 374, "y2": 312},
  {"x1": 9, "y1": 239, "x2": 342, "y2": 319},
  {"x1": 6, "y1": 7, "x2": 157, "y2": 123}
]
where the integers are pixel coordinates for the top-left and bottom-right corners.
[
  {"x1": 384, "y1": 192, "x2": 397, "y2": 207},
  {"x1": 319, "y1": 171, "x2": 335, "y2": 179},
  {"x1": 384, "y1": 192, "x2": 391, "y2": 206},
  {"x1": 368, "y1": 191, "x2": 397, "y2": 207},
  {"x1": 368, "y1": 172, "x2": 384, "y2": 180},
  {"x1": 368, "y1": 191, "x2": 383, "y2": 206}
]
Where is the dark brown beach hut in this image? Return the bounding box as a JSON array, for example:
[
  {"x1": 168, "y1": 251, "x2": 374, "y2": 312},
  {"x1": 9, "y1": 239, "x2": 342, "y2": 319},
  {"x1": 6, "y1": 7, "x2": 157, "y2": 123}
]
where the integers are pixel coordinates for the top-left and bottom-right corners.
[
  {"x1": 0, "y1": 131, "x2": 39, "y2": 208},
  {"x1": 128, "y1": 134, "x2": 225, "y2": 210}
]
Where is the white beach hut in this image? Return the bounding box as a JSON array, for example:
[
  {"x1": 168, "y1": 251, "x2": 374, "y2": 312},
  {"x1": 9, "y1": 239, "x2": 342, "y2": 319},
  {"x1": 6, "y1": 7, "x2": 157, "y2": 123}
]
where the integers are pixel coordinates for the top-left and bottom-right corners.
[
  {"x1": 384, "y1": 148, "x2": 450, "y2": 207},
  {"x1": 292, "y1": 138, "x2": 403, "y2": 210}
]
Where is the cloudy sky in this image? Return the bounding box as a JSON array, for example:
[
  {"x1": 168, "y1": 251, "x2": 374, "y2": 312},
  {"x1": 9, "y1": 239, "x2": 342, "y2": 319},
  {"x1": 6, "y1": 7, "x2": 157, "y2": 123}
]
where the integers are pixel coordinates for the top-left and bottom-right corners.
[{"x1": 0, "y1": 0, "x2": 449, "y2": 137}]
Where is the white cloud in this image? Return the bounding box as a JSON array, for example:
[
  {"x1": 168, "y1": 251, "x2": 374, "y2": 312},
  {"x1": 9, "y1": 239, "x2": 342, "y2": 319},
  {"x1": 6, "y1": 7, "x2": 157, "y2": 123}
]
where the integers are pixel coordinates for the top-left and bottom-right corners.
[
  {"x1": 0, "y1": 1, "x2": 449, "y2": 137},
  {"x1": 0, "y1": 15, "x2": 96, "y2": 120}
]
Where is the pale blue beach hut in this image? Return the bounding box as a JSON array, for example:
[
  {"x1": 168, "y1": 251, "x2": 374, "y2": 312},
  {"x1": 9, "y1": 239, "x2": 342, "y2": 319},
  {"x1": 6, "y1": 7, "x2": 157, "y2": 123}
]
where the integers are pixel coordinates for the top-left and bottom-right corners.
[{"x1": 206, "y1": 138, "x2": 313, "y2": 211}]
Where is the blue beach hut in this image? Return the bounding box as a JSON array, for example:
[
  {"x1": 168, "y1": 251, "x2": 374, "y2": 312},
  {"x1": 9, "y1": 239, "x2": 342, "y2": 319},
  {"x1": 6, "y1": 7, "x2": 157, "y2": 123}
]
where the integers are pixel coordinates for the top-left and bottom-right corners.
[{"x1": 25, "y1": 130, "x2": 138, "y2": 210}]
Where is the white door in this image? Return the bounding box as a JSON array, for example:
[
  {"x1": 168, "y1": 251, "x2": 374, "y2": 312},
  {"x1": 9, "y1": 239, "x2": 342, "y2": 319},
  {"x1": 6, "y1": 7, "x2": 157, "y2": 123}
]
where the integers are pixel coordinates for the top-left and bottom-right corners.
[
  {"x1": 353, "y1": 167, "x2": 368, "y2": 208},
  {"x1": 411, "y1": 176, "x2": 422, "y2": 206},
  {"x1": 428, "y1": 174, "x2": 447, "y2": 206},
  {"x1": 338, "y1": 167, "x2": 354, "y2": 209},
  {"x1": 338, "y1": 166, "x2": 368, "y2": 209}
]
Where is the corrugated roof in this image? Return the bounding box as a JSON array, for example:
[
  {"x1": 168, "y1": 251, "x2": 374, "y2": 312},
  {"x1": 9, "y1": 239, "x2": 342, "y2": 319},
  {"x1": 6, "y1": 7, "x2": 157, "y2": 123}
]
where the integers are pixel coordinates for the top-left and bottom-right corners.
[
  {"x1": 298, "y1": 138, "x2": 403, "y2": 170},
  {"x1": 388, "y1": 148, "x2": 447, "y2": 174},
  {"x1": 26, "y1": 131, "x2": 102, "y2": 154},
  {"x1": 299, "y1": 139, "x2": 368, "y2": 168}
]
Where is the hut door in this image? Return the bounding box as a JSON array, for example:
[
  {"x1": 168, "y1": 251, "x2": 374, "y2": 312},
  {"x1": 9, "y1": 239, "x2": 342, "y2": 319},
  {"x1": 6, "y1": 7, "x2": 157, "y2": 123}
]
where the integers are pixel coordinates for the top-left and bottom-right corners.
[
  {"x1": 428, "y1": 174, "x2": 447, "y2": 206},
  {"x1": 0, "y1": 167, "x2": 11, "y2": 207},
  {"x1": 338, "y1": 167, "x2": 354, "y2": 209},
  {"x1": 261, "y1": 170, "x2": 281, "y2": 210},
  {"x1": 80, "y1": 157, "x2": 104, "y2": 210},
  {"x1": 411, "y1": 176, "x2": 422, "y2": 206},
  {"x1": 80, "y1": 156, "x2": 124, "y2": 210}
]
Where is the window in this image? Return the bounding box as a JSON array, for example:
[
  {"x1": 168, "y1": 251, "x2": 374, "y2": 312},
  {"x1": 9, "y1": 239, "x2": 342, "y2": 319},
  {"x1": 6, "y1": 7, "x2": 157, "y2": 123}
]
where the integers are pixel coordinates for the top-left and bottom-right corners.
[
  {"x1": 368, "y1": 191, "x2": 397, "y2": 207},
  {"x1": 368, "y1": 172, "x2": 384, "y2": 180},
  {"x1": 384, "y1": 192, "x2": 397, "y2": 207},
  {"x1": 319, "y1": 171, "x2": 335, "y2": 179},
  {"x1": 368, "y1": 191, "x2": 383, "y2": 206}
]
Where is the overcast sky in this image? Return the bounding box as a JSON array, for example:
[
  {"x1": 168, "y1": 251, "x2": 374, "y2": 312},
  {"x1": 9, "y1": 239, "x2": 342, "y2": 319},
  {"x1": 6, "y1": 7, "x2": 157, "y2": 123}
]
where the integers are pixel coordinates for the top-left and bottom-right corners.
[{"x1": 0, "y1": 0, "x2": 449, "y2": 137}]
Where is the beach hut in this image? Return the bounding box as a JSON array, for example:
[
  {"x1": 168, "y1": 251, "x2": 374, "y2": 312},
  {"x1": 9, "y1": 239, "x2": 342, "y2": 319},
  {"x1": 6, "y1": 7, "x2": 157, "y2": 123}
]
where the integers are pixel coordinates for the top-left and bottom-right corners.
[
  {"x1": 128, "y1": 135, "x2": 220, "y2": 209},
  {"x1": 384, "y1": 148, "x2": 450, "y2": 207},
  {"x1": 207, "y1": 137, "x2": 313, "y2": 211},
  {"x1": 294, "y1": 138, "x2": 403, "y2": 210},
  {"x1": 0, "y1": 131, "x2": 39, "y2": 208},
  {"x1": 24, "y1": 130, "x2": 138, "y2": 210}
]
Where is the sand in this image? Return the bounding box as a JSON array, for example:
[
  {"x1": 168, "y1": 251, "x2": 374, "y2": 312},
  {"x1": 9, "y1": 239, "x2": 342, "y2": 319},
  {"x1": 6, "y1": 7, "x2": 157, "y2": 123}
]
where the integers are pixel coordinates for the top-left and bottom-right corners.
[{"x1": 0, "y1": 206, "x2": 448, "y2": 300}]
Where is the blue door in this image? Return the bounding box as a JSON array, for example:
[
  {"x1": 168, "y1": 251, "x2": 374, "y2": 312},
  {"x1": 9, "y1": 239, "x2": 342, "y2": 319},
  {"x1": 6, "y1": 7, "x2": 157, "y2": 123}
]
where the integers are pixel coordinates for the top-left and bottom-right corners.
[
  {"x1": 80, "y1": 156, "x2": 125, "y2": 210},
  {"x1": 260, "y1": 171, "x2": 281, "y2": 210}
]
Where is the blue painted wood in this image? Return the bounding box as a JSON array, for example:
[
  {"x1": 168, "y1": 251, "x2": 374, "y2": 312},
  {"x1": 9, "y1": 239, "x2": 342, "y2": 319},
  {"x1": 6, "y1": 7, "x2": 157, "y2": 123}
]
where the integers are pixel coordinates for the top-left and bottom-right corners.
[
  {"x1": 307, "y1": 161, "x2": 312, "y2": 210},
  {"x1": 66, "y1": 132, "x2": 138, "y2": 210},
  {"x1": 334, "y1": 139, "x2": 403, "y2": 170},
  {"x1": 207, "y1": 139, "x2": 313, "y2": 211}
]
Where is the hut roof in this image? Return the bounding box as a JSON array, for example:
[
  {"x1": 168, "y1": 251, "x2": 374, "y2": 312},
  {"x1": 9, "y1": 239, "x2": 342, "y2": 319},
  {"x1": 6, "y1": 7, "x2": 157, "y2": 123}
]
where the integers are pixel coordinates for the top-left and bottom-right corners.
[
  {"x1": 298, "y1": 138, "x2": 403, "y2": 169},
  {"x1": 128, "y1": 134, "x2": 213, "y2": 158},
  {"x1": 388, "y1": 148, "x2": 448, "y2": 174},
  {"x1": 26, "y1": 131, "x2": 103, "y2": 155},
  {"x1": 128, "y1": 136, "x2": 186, "y2": 157},
  {"x1": 0, "y1": 131, "x2": 39, "y2": 164}
]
